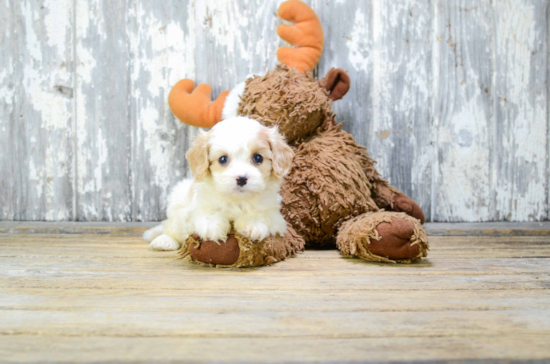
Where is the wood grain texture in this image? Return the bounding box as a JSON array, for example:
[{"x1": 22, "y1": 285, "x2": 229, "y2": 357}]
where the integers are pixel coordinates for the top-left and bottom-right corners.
[
  {"x1": 2, "y1": 336, "x2": 550, "y2": 363},
  {"x1": 75, "y1": 0, "x2": 133, "y2": 221},
  {"x1": 492, "y1": 0, "x2": 548, "y2": 221},
  {"x1": 370, "y1": 0, "x2": 432, "y2": 218},
  {"x1": 3, "y1": 220, "x2": 550, "y2": 236},
  {"x1": 0, "y1": 0, "x2": 75, "y2": 221},
  {"x1": 0, "y1": 0, "x2": 17, "y2": 221},
  {"x1": 313, "y1": 0, "x2": 373, "y2": 148},
  {"x1": 432, "y1": 0, "x2": 494, "y2": 221},
  {"x1": 1, "y1": 228, "x2": 550, "y2": 362},
  {"x1": 0, "y1": 0, "x2": 549, "y2": 222},
  {"x1": 129, "y1": 0, "x2": 195, "y2": 221}
]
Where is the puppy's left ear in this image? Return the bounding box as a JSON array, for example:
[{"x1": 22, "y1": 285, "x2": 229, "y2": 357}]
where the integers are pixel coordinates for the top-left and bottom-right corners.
[
  {"x1": 268, "y1": 127, "x2": 294, "y2": 180},
  {"x1": 186, "y1": 129, "x2": 211, "y2": 181}
]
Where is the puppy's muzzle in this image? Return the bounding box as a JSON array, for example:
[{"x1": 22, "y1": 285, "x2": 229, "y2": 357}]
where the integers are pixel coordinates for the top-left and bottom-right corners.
[{"x1": 236, "y1": 176, "x2": 248, "y2": 186}]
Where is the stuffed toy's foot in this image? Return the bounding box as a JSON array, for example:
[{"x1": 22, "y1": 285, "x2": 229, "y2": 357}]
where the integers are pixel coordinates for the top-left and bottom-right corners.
[
  {"x1": 178, "y1": 226, "x2": 305, "y2": 268},
  {"x1": 390, "y1": 193, "x2": 425, "y2": 224},
  {"x1": 337, "y1": 211, "x2": 429, "y2": 263}
]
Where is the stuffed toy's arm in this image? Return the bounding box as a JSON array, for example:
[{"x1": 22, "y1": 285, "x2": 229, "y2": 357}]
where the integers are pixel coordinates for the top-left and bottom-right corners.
[{"x1": 363, "y1": 163, "x2": 426, "y2": 224}]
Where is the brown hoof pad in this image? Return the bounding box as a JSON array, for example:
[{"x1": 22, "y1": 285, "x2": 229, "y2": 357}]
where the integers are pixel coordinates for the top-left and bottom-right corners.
[
  {"x1": 392, "y1": 193, "x2": 425, "y2": 224},
  {"x1": 189, "y1": 234, "x2": 240, "y2": 265},
  {"x1": 369, "y1": 219, "x2": 420, "y2": 260}
]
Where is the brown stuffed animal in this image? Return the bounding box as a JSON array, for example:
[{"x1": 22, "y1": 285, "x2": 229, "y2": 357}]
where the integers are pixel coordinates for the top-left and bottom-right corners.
[{"x1": 170, "y1": 0, "x2": 429, "y2": 266}]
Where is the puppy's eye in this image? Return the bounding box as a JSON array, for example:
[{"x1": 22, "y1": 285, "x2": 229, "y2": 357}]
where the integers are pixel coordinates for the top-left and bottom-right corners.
[
  {"x1": 253, "y1": 153, "x2": 263, "y2": 164},
  {"x1": 218, "y1": 156, "x2": 228, "y2": 165}
]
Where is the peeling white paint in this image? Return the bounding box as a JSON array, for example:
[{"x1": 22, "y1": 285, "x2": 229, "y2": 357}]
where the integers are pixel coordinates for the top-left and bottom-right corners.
[
  {"x1": 195, "y1": 1, "x2": 252, "y2": 63},
  {"x1": 2, "y1": 0, "x2": 548, "y2": 222},
  {"x1": 28, "y1": 159, "x2": 42, "y2": 199},
  {"x1": 92, "y1": 124, "x2": 107, "y2": 193},
  {"x1": 21, "y1": 1, "x2": 42, "y2": 62},
  {"x1": 129, "y1": 0, "x2": 199, "y2": 221},
  {"x1": 493, "y1": 0, "x2": 548, "y2": 221},
  {"x1": 347, "y1": 9, "x2": 370, "y2": 72},
  {"x1": 371, "y1": 0, "x2": 432, "y2": 220},
  {"x1": 0, "y1": 69, "x2": 12, "y2": 106},
  {"x1": 437, "y1": 98, "x2": 491, "y2": 220},
  {"x1": 43, "y1": 0, "x2": 71, "y2": 51},
  {"x1": 5, "y1": 0, "x2": 74, "y2": 220}
]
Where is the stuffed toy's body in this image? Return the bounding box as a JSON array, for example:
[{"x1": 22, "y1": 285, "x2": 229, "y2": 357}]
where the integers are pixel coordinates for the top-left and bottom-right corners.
[{"x1": 168, "y1": 0, "x2": 429, "y2": 266}]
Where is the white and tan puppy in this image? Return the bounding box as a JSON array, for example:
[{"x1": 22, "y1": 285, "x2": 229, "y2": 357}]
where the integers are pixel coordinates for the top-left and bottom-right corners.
[{"x1": 144, "y1": 116, "x2": 294, "y2": 251}]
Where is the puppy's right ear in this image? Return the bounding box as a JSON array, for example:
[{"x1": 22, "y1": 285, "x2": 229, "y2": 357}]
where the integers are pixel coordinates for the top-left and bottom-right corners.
[
  {"x1": 186, "y1": 129, "x2": 210, "y2": 181},
  {"x1": 268, "y1": 127, "x2": 294, "y2": 180}
]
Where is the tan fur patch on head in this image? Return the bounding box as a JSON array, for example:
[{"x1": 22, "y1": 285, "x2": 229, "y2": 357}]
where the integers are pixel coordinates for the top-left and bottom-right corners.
[
  {"x1": 256, "y1": 127, "x2": 294, "y2": 180},
  {"x1": 207, "y1": 147, "x2": 229, "y2": 176},
  {"x1": 207, "y1": 155, "x2": 226, "y2": 176},
  {"x1": 237, "y1": 65, "x2": 334, "y2": 143},
  {"x1": 186, "y1": 130, "x2": 211, "y2": 181},
  {"x1": 250, "y1": 129, "x2": 275, "y2": 179}
]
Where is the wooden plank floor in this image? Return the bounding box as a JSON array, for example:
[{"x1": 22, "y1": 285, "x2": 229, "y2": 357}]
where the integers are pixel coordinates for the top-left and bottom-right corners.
[{"x1": 1, "y1": 225, "x2": 550, "y2": 363}]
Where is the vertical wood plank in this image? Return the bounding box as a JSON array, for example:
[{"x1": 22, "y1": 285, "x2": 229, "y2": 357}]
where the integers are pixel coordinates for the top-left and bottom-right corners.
[
  {"x1": 371, "y1": 0, "x2": 432, "y2": 217},
  {"x1": 0, "y1": 0, "x2": 17, "y2": 220},
  {"x1": 432, "y1": 0, "x2": 494, "y2": 221},
  {"x1": 75, "y1": 0, "x2": 132, "y2": 221},
  {"x1": 493, "y1": 0, "x2": 548, "y2": 221},
  {"x1": 129, "y1": 0, "x2": 195, "y2": 221},
  {"x1": 0, "y1": 0, "x2": 74, "y2": 221},
  {"x1": 313, "y1": 0, "x2": 374, "y2": 164}
]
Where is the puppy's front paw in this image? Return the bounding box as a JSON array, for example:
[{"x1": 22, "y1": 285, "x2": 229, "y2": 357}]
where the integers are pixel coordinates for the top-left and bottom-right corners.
[
  {"x1": 194, "y1": 215, "x2": 231, "y2": 243},
  {"x1": 269, "y1": 213, "x2": 288, "y2": 237},
  {"x1": 150, "y1": 234, "x2": 180, "y2": 251},
  {"x1": 235, "y1": 219, "x2": 270, "y2": 242}
]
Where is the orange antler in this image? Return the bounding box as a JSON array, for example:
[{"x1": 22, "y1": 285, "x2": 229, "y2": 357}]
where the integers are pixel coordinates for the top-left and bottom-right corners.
[
  {"x1": 277, "y1": 0, "x2": 324, "y2": 73},
  {"x1": 168, "y1": 79, "x2": 229, "y2": 128}
]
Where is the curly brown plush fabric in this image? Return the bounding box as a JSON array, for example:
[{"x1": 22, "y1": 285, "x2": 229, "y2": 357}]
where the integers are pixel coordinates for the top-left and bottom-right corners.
[
  {"x1": 236, "y1": 66, "x2": 428, "y2": 260},
  {"x1": 237, "y1": 65, "x2": 334, "y2": 143},
  {"x1": 357, "y1": 146, "x2": 401, "y2": 210},
  {"x1": 179, "y1": 226, "x2": 305, "y2": 268},
  {"x1": 280, "y1": 124, "x2": 379, "y2": 246}
]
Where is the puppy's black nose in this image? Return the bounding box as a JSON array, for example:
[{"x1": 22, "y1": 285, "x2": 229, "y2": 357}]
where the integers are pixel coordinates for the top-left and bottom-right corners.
[{"x1": 236, "y1": 176, "x2": 248, "y2": 186}]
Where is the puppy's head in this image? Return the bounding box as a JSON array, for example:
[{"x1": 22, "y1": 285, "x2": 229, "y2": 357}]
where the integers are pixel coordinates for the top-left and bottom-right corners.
[{"x1": 186, "y1": 116, "x2": 294, "y2": 198}]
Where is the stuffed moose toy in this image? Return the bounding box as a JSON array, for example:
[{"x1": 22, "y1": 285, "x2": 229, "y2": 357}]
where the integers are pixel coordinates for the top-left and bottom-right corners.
[{"x1": 167, "y1": 0, "x2": 429, "y2": 267}]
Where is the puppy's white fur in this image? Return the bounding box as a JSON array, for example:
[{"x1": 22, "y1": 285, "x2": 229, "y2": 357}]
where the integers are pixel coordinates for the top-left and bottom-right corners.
[{"x1": 146, "y1": 117, "x2": 294, "y2": 251}]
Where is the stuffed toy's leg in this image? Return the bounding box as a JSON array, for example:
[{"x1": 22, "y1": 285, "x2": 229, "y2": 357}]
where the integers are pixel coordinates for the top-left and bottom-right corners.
[
  {"x1": 336, "y1": 211, "x2": 429, "y2": 263},
  {"x1": 178, "y1": 226, "x2": 305, "y2": 268}
]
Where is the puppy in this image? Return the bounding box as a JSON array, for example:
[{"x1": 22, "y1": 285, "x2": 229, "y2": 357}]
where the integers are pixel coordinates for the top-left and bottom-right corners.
[{"x1": 144, "y1": 116, "x2": 294, "y2": 251}]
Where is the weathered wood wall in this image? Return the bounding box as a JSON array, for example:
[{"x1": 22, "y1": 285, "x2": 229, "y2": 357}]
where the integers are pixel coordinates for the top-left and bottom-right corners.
[{"x1": 0, "y1": 0, "x2": 548, "y2": 222}]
